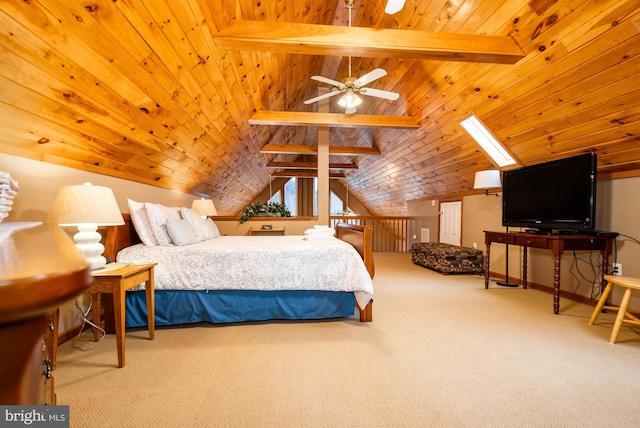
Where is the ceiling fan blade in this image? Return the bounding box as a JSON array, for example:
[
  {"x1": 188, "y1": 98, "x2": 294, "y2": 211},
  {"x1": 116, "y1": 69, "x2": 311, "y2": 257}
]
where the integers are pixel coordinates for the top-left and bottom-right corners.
[
  {"x1": 385, "y1": 0, "x2": 405, "y2": 14},
  {"x1": 358, "y1": 87, "x2": 400, "y2": 101},
  {"x1": 354, "y1": 68, "x2": 387, "y2": 87},
  {"x1": 303, "y1": 90, "x2": 343, "y2": 105},
  {"x1": 311, "y1": 75, "x2": 344, "y2": 88}
]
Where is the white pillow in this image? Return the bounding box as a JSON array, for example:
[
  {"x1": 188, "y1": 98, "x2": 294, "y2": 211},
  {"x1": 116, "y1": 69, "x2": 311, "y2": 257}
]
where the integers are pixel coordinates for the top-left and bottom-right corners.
[
  {"x1": 204, "y1": 218, "x2": 221, "y2": 239},
  {"x1": 127, "y1": 199, "x2": 158, "y2": 246},
  {"x1": 144, "y1": 202, "x2": 175, "y2": 245},
  {"x1": 165, "y1": 206, "x2": 181, "y2": 222},
  {"x1": 166, "y1": 219, "x2": 200, "y2": 246},
  {"x1": 180, "y1": 207, "x2": 220, "y2": 241},
  {"x1": 180, "y1": 207, "x2": 207, "y2": 240}
]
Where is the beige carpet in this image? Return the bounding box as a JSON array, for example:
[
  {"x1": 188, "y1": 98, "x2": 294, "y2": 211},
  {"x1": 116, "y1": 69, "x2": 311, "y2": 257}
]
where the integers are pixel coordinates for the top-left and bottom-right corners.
[{"x1": 55, "y1": 252, "x2": 640, "y2": 427}]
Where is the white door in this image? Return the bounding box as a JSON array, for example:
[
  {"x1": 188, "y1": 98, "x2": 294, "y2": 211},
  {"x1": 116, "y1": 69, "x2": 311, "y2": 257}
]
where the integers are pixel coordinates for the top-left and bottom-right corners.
[{"x1": 439, "y1": 201, "x2": 462, "y2": 246}]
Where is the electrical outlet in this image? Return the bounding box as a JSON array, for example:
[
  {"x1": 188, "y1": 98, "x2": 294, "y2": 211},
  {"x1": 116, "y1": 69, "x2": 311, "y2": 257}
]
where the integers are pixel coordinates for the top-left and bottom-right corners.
[
  {"x1": 612, "y1": 263, "x2": 622, "y2": 276},
  {"x1": 473, "y1": 242, "x2": 477, "y2": 249}
]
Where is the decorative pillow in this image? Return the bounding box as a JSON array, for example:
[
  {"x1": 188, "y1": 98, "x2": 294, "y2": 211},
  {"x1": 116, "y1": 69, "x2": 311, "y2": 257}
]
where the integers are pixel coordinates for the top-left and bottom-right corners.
[
  {"x1": 204, "y1": 218, "x2": 221, "y2": 239},
  {"x1": 166, "y1": 219, "x2": 200, "y2": 246},
  {"x1": 144, "y1": 202, "x2": 175, "y2": 245},
  {"x1": 179, "y1": 207, "x2": 204, "y2": 240},
  {"x1": 127, "y1": 199, "x2": 158, "y2": 246},
  {"x1": 180, "y1": 207, "x2": 220, "y2": 241},
  {"x1": 165, "y1": 205, "x2": 181, "y2": 222}
]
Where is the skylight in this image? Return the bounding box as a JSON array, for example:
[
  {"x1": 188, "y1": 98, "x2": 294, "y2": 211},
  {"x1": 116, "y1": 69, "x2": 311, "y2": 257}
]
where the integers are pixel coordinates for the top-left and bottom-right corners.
[{"x1": 460, "y1": 114, "x2": 517, "y2": 167}]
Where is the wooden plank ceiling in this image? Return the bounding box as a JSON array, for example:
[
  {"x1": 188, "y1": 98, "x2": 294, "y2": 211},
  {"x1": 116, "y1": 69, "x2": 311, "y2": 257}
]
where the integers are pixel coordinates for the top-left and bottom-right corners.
[{"x1": 0, "y1": 0, "x2": 639, "y2": 216}]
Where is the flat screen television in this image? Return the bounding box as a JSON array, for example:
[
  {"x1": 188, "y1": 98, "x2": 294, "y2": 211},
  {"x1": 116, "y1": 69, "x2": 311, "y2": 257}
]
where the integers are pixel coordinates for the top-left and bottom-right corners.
[{"x1": 502, "y1": 153, "x2": 597, "y2": 233}]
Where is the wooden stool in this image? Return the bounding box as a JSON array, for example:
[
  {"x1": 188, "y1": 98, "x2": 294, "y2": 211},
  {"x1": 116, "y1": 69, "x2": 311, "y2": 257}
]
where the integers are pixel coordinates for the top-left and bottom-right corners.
[{"x1": 589, "y1": 275, "x2": 640, "y2": 344}]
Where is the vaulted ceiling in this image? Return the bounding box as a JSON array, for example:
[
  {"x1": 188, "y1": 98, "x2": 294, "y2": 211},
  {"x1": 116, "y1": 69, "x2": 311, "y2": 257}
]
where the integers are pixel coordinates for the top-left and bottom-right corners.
[{"x1": 1, "y1": 0, "x2": 639, "y2": 216}]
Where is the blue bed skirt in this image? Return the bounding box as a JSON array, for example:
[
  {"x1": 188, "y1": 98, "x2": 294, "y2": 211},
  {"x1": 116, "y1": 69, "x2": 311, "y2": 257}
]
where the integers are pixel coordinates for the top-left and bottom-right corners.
[{"x1": 125, "y1": 289, "x2": 356, "y2": 327}]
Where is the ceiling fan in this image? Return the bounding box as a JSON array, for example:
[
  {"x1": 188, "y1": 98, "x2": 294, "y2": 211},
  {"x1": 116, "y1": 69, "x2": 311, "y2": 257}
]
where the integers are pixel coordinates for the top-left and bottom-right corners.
[{"x1": 303, "y1": 0, "x2": 400, "y2": 114}]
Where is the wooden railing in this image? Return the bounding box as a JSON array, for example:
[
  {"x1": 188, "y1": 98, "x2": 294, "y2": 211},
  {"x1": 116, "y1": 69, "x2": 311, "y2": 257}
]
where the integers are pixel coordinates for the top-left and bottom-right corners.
[{"x1": 330, "y1": 216, "x2": 412, "y2": 252}]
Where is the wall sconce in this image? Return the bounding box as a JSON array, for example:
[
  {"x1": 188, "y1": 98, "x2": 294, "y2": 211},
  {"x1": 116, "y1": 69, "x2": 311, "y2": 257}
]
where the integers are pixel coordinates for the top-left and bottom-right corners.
[
  {"x1": 191, "y1": 198, "x2": 217, "y2": 219},
  {"x1": 473, "y1": 170, "x2": 502, "y2": 196},
  {"x1": 48, "y1": 182, "x2": 124, "y2": 270}
]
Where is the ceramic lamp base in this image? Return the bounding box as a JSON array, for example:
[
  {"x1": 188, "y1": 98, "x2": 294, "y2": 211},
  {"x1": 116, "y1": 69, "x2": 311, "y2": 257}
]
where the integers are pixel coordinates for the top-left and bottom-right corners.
[{"x1": 74, "y1": 224, "x2": 106, "y2": 270}]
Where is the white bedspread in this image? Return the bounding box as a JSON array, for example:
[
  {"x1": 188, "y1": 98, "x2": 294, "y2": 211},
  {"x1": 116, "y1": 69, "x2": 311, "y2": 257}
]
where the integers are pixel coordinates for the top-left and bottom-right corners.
[{"x1": 116, "y1": 235, "x2": 374, "y2": 309}]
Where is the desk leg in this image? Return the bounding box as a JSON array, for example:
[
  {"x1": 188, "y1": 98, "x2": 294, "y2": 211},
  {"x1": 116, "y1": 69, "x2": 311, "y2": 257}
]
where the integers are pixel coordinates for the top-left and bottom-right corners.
[
  {"x1": 113, "y1": 282, "x2": 126, "y2": 368},
  {"x1": 145, "y1": 268, "x2": 155, "y2": 340},
  {"x1": 601, "y1": 252, "x2": 609, "y2": 292},
  {"x1": 484, "y1": 243, "x2": 491, "y2": 289},
  {"x1": 522, "y1": 247, "x2": 528, "y2": 289},
  {"x1": 553, "y1": 254, "x2": 561, "y2": 314}
]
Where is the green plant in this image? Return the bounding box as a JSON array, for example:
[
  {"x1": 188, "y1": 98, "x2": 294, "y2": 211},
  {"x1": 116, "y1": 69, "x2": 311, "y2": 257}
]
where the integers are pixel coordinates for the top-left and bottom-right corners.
[{"x1": 240, "y1": 201, "x2": 291, "y2": 224}]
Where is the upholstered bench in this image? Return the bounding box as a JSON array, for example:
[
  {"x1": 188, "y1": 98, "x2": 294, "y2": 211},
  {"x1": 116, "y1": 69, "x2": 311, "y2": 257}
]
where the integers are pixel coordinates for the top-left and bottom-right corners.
[{"x1": 411, "y1": 242, "x2": 485, "y2": 274}]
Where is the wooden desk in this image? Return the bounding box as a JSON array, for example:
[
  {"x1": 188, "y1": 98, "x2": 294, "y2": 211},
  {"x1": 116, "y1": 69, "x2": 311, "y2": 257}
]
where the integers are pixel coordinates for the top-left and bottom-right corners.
[
  {"x1": 484, "y1": 231, "x2": 613, "y2": 314},
  {"x1": 249, "y1": 227, "x2": 285, "y2": 236},
  {"x1": 0, "y1": 223, "x2": 90, "y2": 404},
  {"x1": 89, "y1": 263, "x2": 156, "y2": 368}
]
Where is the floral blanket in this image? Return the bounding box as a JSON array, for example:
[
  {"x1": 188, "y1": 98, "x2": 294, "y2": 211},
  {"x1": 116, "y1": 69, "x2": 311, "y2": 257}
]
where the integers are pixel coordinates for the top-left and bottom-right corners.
[{"x1": 117, "y1": 235, "x2": 374, "y2": 309}]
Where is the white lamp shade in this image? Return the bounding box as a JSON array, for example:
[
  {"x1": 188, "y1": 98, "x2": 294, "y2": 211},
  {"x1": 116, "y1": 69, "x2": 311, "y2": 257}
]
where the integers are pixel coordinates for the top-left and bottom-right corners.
[
  {"x1": 48, "y1": 183, "x2": 124, "y2": 226},
  {"x1": 473, "y1": 170, "x2": 502, "y2": 190},
  {"x1": 191, "y1": 198, "x2": 217, "y2": 216}
]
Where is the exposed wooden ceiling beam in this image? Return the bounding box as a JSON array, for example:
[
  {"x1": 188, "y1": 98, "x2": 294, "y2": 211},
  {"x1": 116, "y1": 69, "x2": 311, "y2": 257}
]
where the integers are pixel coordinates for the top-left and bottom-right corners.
[
  {"x1": 250, "y1": 111, "x2": 420, "y2": 129},
  {"x1": 266, "y1": 161, "x2": 358, "y2": 170},
  {"x1": 270, "y1": 171, "x2": 345, "y2": 178},
  {"x1": 214, "y1": 21, "x2": 525, "y2": 64},
  {"x1": 261, "y1": 144, "x2": 381, "y2": 156}
]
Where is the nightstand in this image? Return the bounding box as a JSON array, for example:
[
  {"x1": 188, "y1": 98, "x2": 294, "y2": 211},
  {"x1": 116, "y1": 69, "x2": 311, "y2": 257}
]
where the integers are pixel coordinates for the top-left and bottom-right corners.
[
  {"x1": 89, "y1": 263, "x2": 156, "y2": 368},
  {"x1": 249, "y1": 227, "x2": 285, "y2": 236}
]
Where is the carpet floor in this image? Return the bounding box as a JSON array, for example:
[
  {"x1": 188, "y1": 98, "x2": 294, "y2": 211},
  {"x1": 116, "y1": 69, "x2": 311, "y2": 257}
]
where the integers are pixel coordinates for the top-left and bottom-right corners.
[{"x1": 55, "y1": 252, "x2": 640, "y2": 427}]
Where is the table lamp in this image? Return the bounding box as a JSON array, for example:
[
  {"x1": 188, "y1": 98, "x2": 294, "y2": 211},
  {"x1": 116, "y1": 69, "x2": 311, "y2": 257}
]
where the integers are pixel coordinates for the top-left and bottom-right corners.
[
  {"x1": 191, "y1": 198, "x2": 217, "y2": 219},
  {"x1": 48, "y1": 182, "x2": 124, "y2": 270}
]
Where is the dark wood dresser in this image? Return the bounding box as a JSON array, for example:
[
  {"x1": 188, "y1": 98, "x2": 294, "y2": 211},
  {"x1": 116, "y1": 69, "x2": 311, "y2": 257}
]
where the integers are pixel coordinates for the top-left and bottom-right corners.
[{"x1": 0, "y1": 222, "x2": 90, "y2": 405}]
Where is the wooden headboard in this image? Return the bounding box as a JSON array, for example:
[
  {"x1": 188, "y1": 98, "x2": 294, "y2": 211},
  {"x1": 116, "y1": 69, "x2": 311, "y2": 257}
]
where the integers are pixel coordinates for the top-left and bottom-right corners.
[
  {"x1": 104, "y1": 214, "x2": 375, "y2": 280},
  {"x1": 104, "y1": 213, "x2": 139, "y2": 263}
]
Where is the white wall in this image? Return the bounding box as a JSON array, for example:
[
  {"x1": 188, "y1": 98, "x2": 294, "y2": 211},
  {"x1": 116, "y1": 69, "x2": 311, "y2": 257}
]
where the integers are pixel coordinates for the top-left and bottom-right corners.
[{"x1": 0, "y1": 153, "x2": 195, "y2": 222}]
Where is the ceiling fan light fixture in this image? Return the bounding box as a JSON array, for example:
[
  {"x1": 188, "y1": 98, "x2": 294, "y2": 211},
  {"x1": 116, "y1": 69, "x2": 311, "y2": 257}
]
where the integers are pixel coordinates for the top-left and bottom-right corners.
[
  {"x1": 337, "y1": 89, "x2": 362, "y2": 111},
  {"x1": 385, "y1": 0, "x2": 405, "y2": 14}
]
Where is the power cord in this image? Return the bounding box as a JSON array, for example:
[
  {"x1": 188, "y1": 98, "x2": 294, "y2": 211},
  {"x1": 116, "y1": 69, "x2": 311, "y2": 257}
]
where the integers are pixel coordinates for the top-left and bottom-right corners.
[
  {"x1": 569, "y1": 250, "x2": 602, "y2": 299},
  {"x1": 71, "y1": 299, "x2": 106, "y2": 351}
]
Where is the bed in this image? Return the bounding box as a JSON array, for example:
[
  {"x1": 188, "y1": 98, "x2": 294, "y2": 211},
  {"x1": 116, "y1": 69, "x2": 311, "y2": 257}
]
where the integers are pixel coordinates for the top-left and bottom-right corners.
[{"x1": 103, "y1": 214, "x2": 375, "y2": 327}]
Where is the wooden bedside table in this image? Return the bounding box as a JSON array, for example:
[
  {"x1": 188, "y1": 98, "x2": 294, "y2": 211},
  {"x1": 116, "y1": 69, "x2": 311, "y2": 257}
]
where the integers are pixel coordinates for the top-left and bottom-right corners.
[
  {"x1": 89, "y1": 263, "x2": 156, "y2": 368},
  {"x1": 249, "y1": 227, "x2": 285, "y2": 236}
]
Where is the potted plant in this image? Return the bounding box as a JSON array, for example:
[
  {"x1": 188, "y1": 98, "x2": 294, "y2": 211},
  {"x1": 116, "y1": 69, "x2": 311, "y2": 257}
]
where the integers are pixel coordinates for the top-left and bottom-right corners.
[{"x1": 240, "y1": 201, "x2": 291, "y2": 224}]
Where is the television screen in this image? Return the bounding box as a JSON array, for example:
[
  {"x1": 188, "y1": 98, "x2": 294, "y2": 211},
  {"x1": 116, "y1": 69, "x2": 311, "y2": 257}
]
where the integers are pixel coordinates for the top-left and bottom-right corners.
[{"x1": 502, "y1": 153, "x2": 597, "y2": 233}]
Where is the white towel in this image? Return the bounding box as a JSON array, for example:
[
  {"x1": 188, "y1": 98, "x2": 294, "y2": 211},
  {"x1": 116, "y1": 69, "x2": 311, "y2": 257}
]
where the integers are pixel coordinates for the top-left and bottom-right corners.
[{"x1": 304, "y1": 226, "x2": 335, "y2": 240}]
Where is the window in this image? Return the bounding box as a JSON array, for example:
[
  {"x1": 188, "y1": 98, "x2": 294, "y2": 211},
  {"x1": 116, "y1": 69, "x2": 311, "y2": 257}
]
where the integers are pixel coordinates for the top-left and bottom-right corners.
[
  {"x1": 268, "y1": 190, "x2": 280, "y2": 204},
  {"x1": 460, "y1": 114, "x2": 516, "y2": 167},
  {"x1": 330, "y1": 191, "x2": 344, "y2": 215},
  {"x1": 284, "y1": 178, "x2": 297, "y2": 216},
  {"x1": 313, "y1": 178, "x2": 318, "y2": 217}
]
